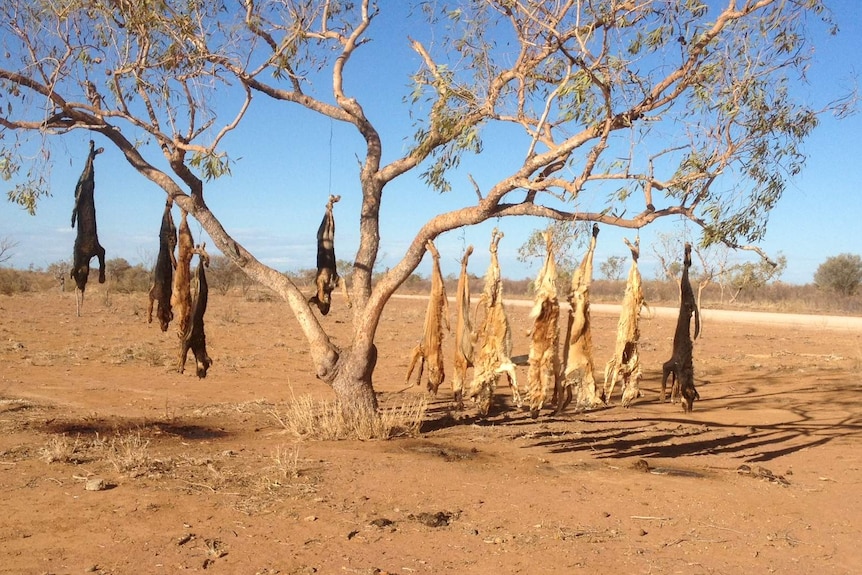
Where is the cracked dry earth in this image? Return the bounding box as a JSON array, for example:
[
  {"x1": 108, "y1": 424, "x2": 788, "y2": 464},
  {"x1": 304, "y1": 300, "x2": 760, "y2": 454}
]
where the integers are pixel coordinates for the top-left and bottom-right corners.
[{"x1": 1, "y1": 290, "x2": 860, "y2": 574}]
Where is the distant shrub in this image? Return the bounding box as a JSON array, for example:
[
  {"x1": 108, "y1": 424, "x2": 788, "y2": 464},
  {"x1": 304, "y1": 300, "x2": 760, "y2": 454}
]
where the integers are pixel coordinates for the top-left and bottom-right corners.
[
  {"x1": 0, "y1": 267, "x2": 36, "y2": 295},
  {"x1": 814, "y1": 254, "x2": 862, "y2": 297}
]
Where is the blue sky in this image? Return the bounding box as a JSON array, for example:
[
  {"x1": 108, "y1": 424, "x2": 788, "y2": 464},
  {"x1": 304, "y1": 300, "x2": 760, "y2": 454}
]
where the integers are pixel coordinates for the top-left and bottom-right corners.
[{"x1": 1, "y1": 2, "x2": 860, "y2": 285}]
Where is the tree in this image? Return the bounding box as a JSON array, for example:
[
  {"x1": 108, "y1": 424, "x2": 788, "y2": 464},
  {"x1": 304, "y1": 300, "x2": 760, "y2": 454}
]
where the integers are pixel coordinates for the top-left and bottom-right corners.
[
  {"x1": 0, "y1": 1, "x2": 843, "y2": 421},
  {"x1": 652, "y1": 231, "x2": 731, "y2": 308},
  {"x1": 208, "y1": 255, "x2": 247, "y2": 296},
  {"x1": 725, "y1": 254, "x2": 787, "y2": 302},
  {"x1": 518, "y1": 221, "x2": 592, "y2": 273},
  {"x1": 814, "y1": 254, "x2": 862, "y2": 296},
  {"x1": 0, "y1": 236, "x2": 18, "y2": 264},
  {"x1": 599, "y1": 256, "x2": 626, "y2": 281}
]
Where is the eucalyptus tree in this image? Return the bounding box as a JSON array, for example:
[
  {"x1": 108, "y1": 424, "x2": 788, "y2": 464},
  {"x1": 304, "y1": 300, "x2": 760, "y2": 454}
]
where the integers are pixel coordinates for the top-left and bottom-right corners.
[{"x1": 0, "y1": 0, "x2": 843, "y2": 418}]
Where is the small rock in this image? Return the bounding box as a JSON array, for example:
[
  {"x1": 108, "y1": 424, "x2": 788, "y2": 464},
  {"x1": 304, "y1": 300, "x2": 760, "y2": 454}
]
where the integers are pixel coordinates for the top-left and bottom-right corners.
[
  {"x1": 411, "y1": 511, "x2": 452, "y2": 528},
  {"x1": 177, "y1": 533, "x2": 194, "y2": 546},
  {"x1": 632, "y1": 459, "x2": 651, "y2": 473},
  {"x1": 369, "y1": 518, "x2": 394, "y2": 528},
  {"x1": 84, "y1": 478, "x2": 108, "y2": 491}
]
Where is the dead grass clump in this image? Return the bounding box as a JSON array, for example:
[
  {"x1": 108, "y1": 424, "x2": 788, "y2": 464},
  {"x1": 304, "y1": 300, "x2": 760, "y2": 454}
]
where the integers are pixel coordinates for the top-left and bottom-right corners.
[
  {"x1": 105, "y1": 431, "x2": 164, "y2": 475},
  {"x1": 270, "y1": 393, "x2": 427, "y2": 441},
  {"x1": 218, "y1": 304, "x2": 240, "y2": 324},
  {"x1": 39, "y1": 434, "x2": 84, "y2": 464},
  {"x1": 112, "y1": 343, "x2": 168, "y2": 366},
  {"x1": 257, "y1": 444, "x2": 306, "y2": 492}
]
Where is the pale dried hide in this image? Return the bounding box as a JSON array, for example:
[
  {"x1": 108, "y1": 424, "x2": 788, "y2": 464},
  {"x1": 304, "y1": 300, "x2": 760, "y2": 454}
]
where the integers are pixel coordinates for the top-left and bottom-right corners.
[
  {"x1": 603, "y1": 238, "x2": 646, "y2": 407},
  {"x1": 526, "y1": 232, "x2": 560, "y2": 419},
  {"x1": 171, "y1": 209, "x2": 195, "y2": 354},
  {"x1": 406, "y1": 240, "x2": 451, "y2": 395},
  {"x1": 556, "y1": 224, "x2": 600, "y2": 414},
  {"x1": 452, "y1": 245, "x2": 475, "y2": 408},
  {"x1": 467, "y1": 229, "x2": 520, "y2": 416}
]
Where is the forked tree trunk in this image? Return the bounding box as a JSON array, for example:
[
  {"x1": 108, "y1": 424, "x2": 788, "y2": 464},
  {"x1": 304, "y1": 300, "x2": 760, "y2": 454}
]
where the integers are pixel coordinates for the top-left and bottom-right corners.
[{"x1": 328, "y1": 339, "x2": 379, "y2": 416}]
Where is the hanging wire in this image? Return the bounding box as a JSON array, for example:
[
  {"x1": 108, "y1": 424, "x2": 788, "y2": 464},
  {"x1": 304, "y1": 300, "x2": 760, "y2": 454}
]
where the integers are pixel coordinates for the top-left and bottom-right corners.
[{"x1": 328, "y1": 118, "x2": 334, "y2": 195}]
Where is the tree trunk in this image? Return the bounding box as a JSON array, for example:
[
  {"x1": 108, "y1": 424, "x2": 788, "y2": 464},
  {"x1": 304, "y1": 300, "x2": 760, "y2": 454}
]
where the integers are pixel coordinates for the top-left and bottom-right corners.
[{"x1": 330, "y1": 341, "x2": 379, "y2": 415}]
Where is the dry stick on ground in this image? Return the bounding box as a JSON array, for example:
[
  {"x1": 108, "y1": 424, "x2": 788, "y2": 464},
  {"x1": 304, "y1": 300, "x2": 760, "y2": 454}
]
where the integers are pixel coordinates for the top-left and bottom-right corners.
[
  {"x1": 405, "y1": 240, "x2": 451, "y2": 395},
  {"x1": 452, "y1": 245, "x2": 475, "y2": 409},
  {"x1": 148, "y1": 199, "x2": 177, "y2": 332},
  {"x1": 309, "y1": 194, "x2": 351, "y2": 316},
  {"x1": 467, "y1": 229, "x2": 520, "y2": 416},
  {"x1": 70, "y1": 140, "x2": 106, "y2": 317},
  {"x1": 556, "y1": 224, "x2": 600, "y2": 414},
  {"x1": 179, "y1": 243, "x2": 212, "y2": 378},
  {"x1": 526, "y1": 231, "x2": 561, "y2": 419},
  {"x1": 661, "y1": 242, "x2": 701, "y2": 411},
  {"x1": 603, "y1": 237, "x2": 646, "y2": 407},
  {"x1": 171, "y1": 209, "x2": 194, "y2": 371}
]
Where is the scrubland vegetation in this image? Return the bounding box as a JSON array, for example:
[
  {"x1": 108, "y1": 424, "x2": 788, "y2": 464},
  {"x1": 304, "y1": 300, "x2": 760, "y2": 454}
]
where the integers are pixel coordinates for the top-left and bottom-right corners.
[{"x1": 2, "y1": 259, "x2": 860, "y2": 316}]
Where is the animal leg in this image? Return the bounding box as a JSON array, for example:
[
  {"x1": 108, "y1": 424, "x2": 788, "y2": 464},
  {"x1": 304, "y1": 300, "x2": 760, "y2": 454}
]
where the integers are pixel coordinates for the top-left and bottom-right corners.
[
  {"x1": 620, "y1": 370, "x2": 642, "y2": 408},
  {"x1": 405, "y1": 344, "x2": 426, "y2": 387},
  {"x1": 553, "y1": 384, "x2": 573, "y2": 415},
  {"x1": 603, "y1": 362, "x2": 619, "y2": 405},
  {"x1": 338, "y1": 276, "x2": 352, "y2": 309},
  {"x1": 178, "y1": 339, "x2": 190, "y2": 374},
  {"x1": 96, "y1": 244, "x2": 106, "y2": 283},
  {"x1": 660, "y1": 360, "x2": 674, "y2": 402},
  {"x1": 497, "y1": 361, "x2": 521, "y2": 407},
  {"x1": 147, "y1": 290, "x2": 155, "y2": 324}
]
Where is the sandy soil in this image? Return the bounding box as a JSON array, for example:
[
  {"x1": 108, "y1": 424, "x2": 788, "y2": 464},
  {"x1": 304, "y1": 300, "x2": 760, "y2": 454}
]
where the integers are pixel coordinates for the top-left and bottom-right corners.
[{"x1": 1, "y1": 289, "x2": 860, "y2": 575}]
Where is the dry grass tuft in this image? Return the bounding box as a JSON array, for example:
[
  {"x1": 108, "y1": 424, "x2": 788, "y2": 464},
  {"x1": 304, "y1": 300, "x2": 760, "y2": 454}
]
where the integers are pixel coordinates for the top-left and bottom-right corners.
[
  {"x1": 105, "y1": 431, "x2": 158, "y2": 475},
  {"x1": 39, "y1": 434, "x2": 84, "y2": 464},
  {"x1": 270, "y1": 392, "x2": 427, "y2": 441},
  {"x1": 257, "y1": 444, "x2": 306, "y2": 492}
]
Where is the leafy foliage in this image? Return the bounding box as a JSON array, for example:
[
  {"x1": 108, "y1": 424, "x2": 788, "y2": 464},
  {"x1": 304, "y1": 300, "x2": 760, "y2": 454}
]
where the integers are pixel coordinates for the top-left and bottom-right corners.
[{"x1": 814, "y1": 253, "x2": 862, "y2": 296}]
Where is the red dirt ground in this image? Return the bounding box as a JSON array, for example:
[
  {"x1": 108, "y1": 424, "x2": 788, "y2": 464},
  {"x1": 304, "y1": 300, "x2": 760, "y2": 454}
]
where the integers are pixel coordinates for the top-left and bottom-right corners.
[{"x1": 1, "y1": 289, "x2": 860, "y2": 574}]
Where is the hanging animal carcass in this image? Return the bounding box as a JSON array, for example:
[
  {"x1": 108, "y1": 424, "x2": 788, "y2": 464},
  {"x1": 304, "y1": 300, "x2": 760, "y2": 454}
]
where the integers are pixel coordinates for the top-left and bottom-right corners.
[
  {"x1": 451, "y1": 246, "x2": 475, "y2": 409},
  {"x1": 309, "y1": 194, "x2": 351, "y2": 315},
  {"x1": 603, "y1": 237, "x2": 646, "y2": 407},
  {"x1": 405, "y1": 240, "x2": 450, "y2": 395},
  {"x1": 148, "y1": 199, "x2": 178, "y2": 332},
  {"x1": 466, "y1": 229, "x2": 520, "y2": 416},
  {"x1": 525, "y1": 231, "x2": 560, "y2": 419},
  {"x1": 555, "y1": 224, "x2": 600, "y2": 414},
  {"x1": 179, "y1": 244, "x2": 212, "y2": 378},
  {"x1": 70, "y1": 140, "x2": 107, "y2": 316},
  {"x1": 661, "y1": 243, "x2": 701, "y2": 411}
]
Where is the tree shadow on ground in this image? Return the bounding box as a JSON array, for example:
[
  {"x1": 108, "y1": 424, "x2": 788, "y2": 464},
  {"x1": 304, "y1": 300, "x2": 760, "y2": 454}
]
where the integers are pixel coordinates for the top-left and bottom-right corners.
[
  {"x1": 415, "y1": 368, "x2": 862, "y2": 464},
  {"x1": 42, "y1": 416, "x2": 230, "y2": 441}
]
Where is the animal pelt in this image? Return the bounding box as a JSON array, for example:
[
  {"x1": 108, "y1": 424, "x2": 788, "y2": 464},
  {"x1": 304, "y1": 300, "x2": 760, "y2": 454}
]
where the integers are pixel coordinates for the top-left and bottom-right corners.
[
  {"x1": 171, "y1": 209, "x2": 195, "y2": 352},
  {"x1": 148, "y1": 199, "x2": 178, "y2": 332},
  {"x1": 467, "y1": 229, "x2": 520, "y2": 416},
  {"x1": 405, "y1": 240, "x2": 451, "y2": 395},
  {"x1": 70, "y1": 140, "x2": 106, "y2": 317},
  {"x1": 661, "y1": 243, "x2": 701, "y2": 412},
  {"x1": 555, "y1": 224, "x2": 600, "y2": 414},
  {"x1": 525, "y1": 232, "x2": 560, "y2": 419},
  {"x1": 309, "y1": 194, "x2": 351, "y2": 315},
  {"x1": 179, "y1": 244, "x2": 212, "y2": 378},
  {"x1": 452, "y1": 245, "x2": 475, "y2": 408},
  {"x1": 603, "y1": 237, "x2": 646, "y2": 407}
]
